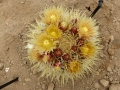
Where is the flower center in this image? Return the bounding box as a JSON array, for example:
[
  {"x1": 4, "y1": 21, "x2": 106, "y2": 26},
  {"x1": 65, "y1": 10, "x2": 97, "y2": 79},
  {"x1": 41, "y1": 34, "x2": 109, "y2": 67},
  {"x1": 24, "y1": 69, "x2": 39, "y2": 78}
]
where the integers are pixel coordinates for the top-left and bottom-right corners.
[
  {"x1": 82, "y1": 27, "x2": 88, "y2": 32},
  {"x1": 44, "y1": 40, "x2": 50, "y2": 46},
  {"x1": 58, "y1": 33, "x2": 75, "y2": 53},
  {"x1": 50, "y1": 15, "x2": 56, "y2": 22},
  {"x1": 81, "y1": 46, "x2": 89, "y2": 54},
  {"x1": 84, "y1": 47, "x2": 89, "y2": 53},
  {"x1": 51, "y1": 31, "x2": 56, "y2": 36}
]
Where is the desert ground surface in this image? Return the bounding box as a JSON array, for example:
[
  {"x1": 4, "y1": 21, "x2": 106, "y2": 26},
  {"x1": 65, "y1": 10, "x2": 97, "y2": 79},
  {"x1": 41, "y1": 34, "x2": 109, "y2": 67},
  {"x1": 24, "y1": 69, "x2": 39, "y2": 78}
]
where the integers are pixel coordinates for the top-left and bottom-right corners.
[{"x1": 0, "y1": 0, "x2": 120, "y2": 90}]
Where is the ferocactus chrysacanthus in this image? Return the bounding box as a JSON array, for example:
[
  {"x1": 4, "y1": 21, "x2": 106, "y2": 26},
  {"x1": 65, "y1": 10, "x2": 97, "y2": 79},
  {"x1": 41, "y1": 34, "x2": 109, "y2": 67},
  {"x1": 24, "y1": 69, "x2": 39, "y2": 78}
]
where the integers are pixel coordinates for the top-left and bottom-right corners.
[{"x1": 26, "y1": 6, "x2": 101, "y2": 84}]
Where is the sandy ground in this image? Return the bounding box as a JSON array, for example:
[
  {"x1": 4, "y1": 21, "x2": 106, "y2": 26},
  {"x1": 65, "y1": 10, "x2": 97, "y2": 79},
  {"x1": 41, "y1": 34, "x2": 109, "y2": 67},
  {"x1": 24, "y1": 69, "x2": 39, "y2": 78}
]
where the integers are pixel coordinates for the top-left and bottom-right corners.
[{"x1": 0, "y1": 0, "x2": 120, "y2": 90}]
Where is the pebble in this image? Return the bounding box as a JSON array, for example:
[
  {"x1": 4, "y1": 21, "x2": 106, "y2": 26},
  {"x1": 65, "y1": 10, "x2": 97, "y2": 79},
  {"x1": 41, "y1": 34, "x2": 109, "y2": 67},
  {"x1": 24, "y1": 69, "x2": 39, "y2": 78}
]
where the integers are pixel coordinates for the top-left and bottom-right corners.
[
  {"x1": 21, "y1": 1, "x2": 25, "y2": 4},
  {"x1": 107, "y1": 66, "x2": 112, "y2": 72},
  {"x1": 25, "y1": 78, "x2": 31, "y2": 82},
  {"x1": 110, "y1": 71, "x2": 114, "y2": 75},
  {"x1": 99, "y1": 53, "x2": 105, "y2": 58},
  {"x1": 109, "y1": 77, "x2": 113, "y2": 82},
  {"x1": 0, "y1": 63, "x2": 4, "y2": 70},
  {"x1": 19, "y1": 77, "x2": 22, "y2": 82},
  {"x1": 109, "y1": 84, "x2": 120, "y2": 90},
  {"x1": 108, "y1": 49, "x2": 115, "y2": 56},
  {"x1": 94, "y1": 82, "x2": 100, "y2": 89},
  {"x1": 48, "y1": 83, "x2": 54, "y2": 90},
  {"x1": 96, "y1": 71, "x2": 100, "y2": 75},
  {"x1": 23, "y1": 83, "x2": 26, "y2": 85},
  {"x1": 111, "y1": 81, "x2": 119, "y2": 84},
  {"x1": 100, "y1": 79, "x2": 109, "y2": 87},
  {"x1": 109, "y1": 35, "x2": 114, "y2": 43},
  {"x1": 37, "y1": 82, "x2": 40, "y2": 85},
  {"x1": 42, "y1": 84, "x2": 45, "y2": 90}
]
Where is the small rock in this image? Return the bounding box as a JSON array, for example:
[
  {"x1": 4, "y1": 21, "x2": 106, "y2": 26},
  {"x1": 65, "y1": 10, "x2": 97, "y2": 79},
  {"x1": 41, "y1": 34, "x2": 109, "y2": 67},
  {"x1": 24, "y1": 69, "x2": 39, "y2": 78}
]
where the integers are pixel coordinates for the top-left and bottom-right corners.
[
  {"x1": 42, "y1": 84, "x2": 45, "y2": 90},
  {"x1": 5, "y1": 68, "x2": 9, "y2": 72},
  {"x1": 23, "y1": 83, "x2": 26, "y2": 85},
  {"x1": 107, "y1": 66, "x2": 112, "y2": 72},
  {"x1": 94, "y1": 82, "x2": 100, "y2": 89},
  {"x1": 104, "y1": 75, "x2": 109, "y2": 79},
  {"x1": 100, "y1": 53, "x2": 105, "y2": 58},
  {"x1": 48, "y1": 83, "x2": 54, "y2": 90},
  {"x1": 18, "y1": 77, "x2": 22, "y2": 82},
  {"x1": 98, "y1": 69, "x2": 102, "y2": 72},
  {"x1": 100, "y1": 79, "x2": 109, "y2": 87},
  {"x1": 111, "y1": 81, "x2": 119, "y2": 84},
  {"x1": 109, "y1": 35, "x2": 114, "y2": 43},
  {"x1": 108, "y1": 49, "x2": 115, "y2": 56},
  {"x1": 96, "y1": 71, "x2": 100, "y2": 75},
  {"x1": 0, "y1": 63, "x2": 4, "y2": 70},
  {"x1": 110, "y1": 71, "x2": 114, "y2": 75},
  {"x1": 21, "y1": 1, "x2": 25, "y2": 4},
  {"x1": 21, "y1": 2, "x2": 24, "y2": 4},
  {"x1": 25, "y1": 78, "x2": 31, "y2": 82},
  {"x1": 37, "y1": 82, "x2": 40, "y2": 85},
  {"x1": 109, "y1": 84, "x2": 120, "y2": 90},
  {"x1": 109, "y1": 77, "x2": 113, "y2": 82}
]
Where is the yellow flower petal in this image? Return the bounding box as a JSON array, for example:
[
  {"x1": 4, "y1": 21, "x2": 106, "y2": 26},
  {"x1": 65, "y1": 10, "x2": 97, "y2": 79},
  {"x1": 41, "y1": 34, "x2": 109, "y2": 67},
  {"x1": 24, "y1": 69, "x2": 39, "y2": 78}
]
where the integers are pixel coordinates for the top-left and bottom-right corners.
[
  {"x1": 42, "y1": 6, "x2": 64, "y2": 24},
  {"x1": 54, "y1": 65, "x2": 61, "y2": 71},
  {"x1": 78, "y1": 16, "x2": 98, "y2": 38},
  {"x1": 27, "y1": 49, "x2": 42, "y2": 62},
  {"x1": 33, "y1": 34, "x2": 56, "y2": 52},
  {"x1": 46, "y1": 24, "x2": 62, "y2": 39},
  {"x1": 68, "y1": 60, "x2": 81, "y2": 73},
  {"x1": 80, "y1": 42, "x2": 96, "y2": 58}
]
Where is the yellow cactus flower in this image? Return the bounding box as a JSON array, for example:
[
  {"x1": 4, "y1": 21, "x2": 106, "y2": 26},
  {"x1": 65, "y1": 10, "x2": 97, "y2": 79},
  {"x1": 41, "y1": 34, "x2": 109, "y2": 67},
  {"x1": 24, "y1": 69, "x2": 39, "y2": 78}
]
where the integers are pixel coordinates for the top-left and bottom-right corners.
[
  {"x1": 68, "y1": 60, "x2": 81, "y2": 73},
  {"x1": 27, "y1": 48, "x2": 43, "y2": 62},
  {"x1": 42, "y1": 6, "x2": 64, "y2": 24},
  {"x1": 80, "y1": 42, "x2": 96, "y2": 58},
  {"x1": 33, "y1": 34, "x2": 56, "y2": 52},
  {"x1": 78, "y1": 16, "x2": 98, "y2": 38},
  {"x1": 46, "y1": 24, "x2": 62, "y2": 39}
]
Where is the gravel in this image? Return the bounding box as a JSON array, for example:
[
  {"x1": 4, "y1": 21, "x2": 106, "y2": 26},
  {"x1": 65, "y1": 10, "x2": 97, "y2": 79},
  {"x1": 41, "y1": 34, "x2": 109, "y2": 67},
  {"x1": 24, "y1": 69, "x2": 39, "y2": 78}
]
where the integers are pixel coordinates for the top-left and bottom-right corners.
[
  {"x1": 109, "y1": 84, "x2": 120, "y2": 90},
  {"x1": 100, "y1": 79, "x2": 109, "y2": 87},
  {"x1": 107, "y1": 66, "x2": 112, "y2": 72}
]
